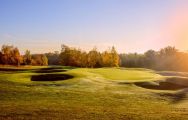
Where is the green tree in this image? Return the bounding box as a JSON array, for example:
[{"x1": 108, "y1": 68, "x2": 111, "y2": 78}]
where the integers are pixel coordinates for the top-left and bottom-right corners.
[
  {"x1": 45, "y1": 51, "x2": 60, "y2": 65},
  {"x1": 144, "y1": 50, "x2": 156, "y2": 68},
  {"x1": 159, "y1": 46, "x2": 177, "y2": 56},
  {"x1": 59, "y1": 44, "x2": 71, "y2": 66},
  {"x1": 41, "y1": 54, "x2": 48, "y2": 66},
  {"x1": 24, "y1": 50, "x2": 32, "y2": 65}
]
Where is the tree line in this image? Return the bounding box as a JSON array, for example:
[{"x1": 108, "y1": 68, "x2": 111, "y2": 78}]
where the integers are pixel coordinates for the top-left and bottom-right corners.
[
  {"x1": 1, "y1": 44, "x2": 188, "y2": 72},
  {"x1": 0, "y1": 44, "x2": 119, "y2": 67},
  {"x1": 0, "y1": 45, "x2": 48, "y2": 66},
  {"x1": 58, "y1": 44, "x2": 119, "y2": 67},
  {"x1": 120, "y1": 46, "x2": 188, "y2": 71}
]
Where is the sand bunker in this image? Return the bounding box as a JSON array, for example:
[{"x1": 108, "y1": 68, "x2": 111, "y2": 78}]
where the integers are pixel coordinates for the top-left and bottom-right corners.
[
  {"x1": 134, "y1": 77, "x2": 188, "y2": 90},
  {"x1": 31, "y1": 74, "x2": 74, "y2": 81}
]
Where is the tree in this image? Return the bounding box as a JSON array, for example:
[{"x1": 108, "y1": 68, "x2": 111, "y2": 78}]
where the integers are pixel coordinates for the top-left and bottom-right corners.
[
  {"x1": 159, "y1": 46, "x2": 177, "y2": 56},
  {"x1": 87, "y1": 47, "x2": 99, "y2": 68},
  {"x1": 101, "y1": 51, "x2": 110, "y2": 67},
  {"x1": 31, "y1": 54, "x2": 48, "y2": 66},
  {"x1": 12, "y1": 47, "x2": 21, "y2": 66},
  {"x1": 119, "y1": 53, "x2": 144, "y2": 67},
  {"x1": 101, "y1": 46, "x2": 119, "y2": 67},
  {"x1": 41, "y1": 54, "x2": 48, "y2": 66},
  {"x1": 110, "y1": 46, "x2": 119, "y2": 67},
  {"x1": 0, "y1": 51, "x2": 2, "y2": 64},
  {"x1": 59, "y1": 45, "x2": 83, "y2": 67},
  {"x1": 59, "y1": 44, "x2": 119, "y2": 68},
  {"x1": 144, "y1": 50, "x2": 156, "y2": 68},
  {"x1": 24, "y1": 50, "x2": 32, "y2": 65},
  {"x1": 59, "y1": 45, "x2": 71, "y2": 66},
  {"x1": 157, "y1": 46, "x2": 178, "y2": 70},
  {"x1": 45, "y1": 51, "x2": 60, "y2": 65},
  {"x1": 80, "y1": 51, "x2": 88, "y2": 67},
  {"x1": 0, "y1": 45, "x2": 21, "y2": 65},
  {"x1": 1, "y1": 45, "x2": 13, "y2": 64}
]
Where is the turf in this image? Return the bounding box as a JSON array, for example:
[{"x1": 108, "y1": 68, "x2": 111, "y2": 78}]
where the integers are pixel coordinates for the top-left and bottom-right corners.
[
  {"x1": 88, "y1": 68, "x2": 163, "y2": 81},
  {"x1": 0, "y1": 66, "x2": 188, "y2": 120}
]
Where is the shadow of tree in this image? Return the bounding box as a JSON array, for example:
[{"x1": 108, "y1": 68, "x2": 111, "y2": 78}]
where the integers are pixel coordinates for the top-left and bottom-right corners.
[
  {"x1": 0, "y1": 68, "x2": 34, "y2": 73},
  {"x1": 34, "y1": 66, "x2": 76, "y2": 73},
  {"x1": 0, "y1": 68, "x2": 32, "y2": 71},
  {"x1": 35, "y1": 67, "x2": 67, "y2": 73}
]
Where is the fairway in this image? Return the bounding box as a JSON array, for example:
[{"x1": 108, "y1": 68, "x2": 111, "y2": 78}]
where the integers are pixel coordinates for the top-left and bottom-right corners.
[{"x1": 0, "y1": 66, "x2": 188, "y2": 120}]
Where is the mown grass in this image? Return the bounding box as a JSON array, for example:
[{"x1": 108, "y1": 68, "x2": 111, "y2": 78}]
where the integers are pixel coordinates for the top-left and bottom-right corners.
[
  {"x1": 0, "y1": 66, "x2": 188, "y2": 120},
  {"x1": 89, "y1": 68, "x2": 163, "y2": 81}
]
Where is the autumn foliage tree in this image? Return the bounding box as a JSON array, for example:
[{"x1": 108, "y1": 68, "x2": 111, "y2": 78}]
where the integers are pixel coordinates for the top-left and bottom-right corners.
[
  {"x1": 2, "y1": 44, "x2": 188, "y2": 71},
  {"x1": 0, "y1": 45, "x2": 48, "y2": 66},
  {"x1": 31, "y1": 54, "x2": 48, "y2": 66},
  {"x1": 12, "y1": 47, "x2": 21, "y2": 66},
  {"x1": 87, "y1": 47, "x2": 100, "y2": 68},
  {"x1": 0, "y1": 51, "x2": 3, "y2": 64},
  {"x1": 101, "y1": 47, "x2": 119, "y2": 67},
  {"x1": 59, "y1": 44, "x2": 120, "y2": 68},
  {"x1": 0, "y1": 45, "x2": 21, "y2": 66}
]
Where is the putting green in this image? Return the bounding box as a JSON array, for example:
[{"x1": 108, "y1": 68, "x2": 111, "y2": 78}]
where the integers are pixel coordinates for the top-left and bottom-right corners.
[{"x1": 88, "y1": 68, "x2": 163, "y2": 81}]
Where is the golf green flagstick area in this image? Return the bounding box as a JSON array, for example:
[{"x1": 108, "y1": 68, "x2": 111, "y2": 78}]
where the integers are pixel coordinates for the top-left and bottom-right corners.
[{"x1": 0, "y1": 66, "x2": 188, "y2": 120}]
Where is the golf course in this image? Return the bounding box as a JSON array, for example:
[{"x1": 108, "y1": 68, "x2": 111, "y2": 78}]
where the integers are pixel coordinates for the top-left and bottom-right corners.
[{"x1": 1, "y1": 66, "x2": 188, "y2": 120}]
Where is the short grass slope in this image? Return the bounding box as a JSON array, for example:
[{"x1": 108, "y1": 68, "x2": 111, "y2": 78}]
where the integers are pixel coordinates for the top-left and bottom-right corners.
[{"x1": 0, "y1": 66, "x2": 188, "y2": 120}]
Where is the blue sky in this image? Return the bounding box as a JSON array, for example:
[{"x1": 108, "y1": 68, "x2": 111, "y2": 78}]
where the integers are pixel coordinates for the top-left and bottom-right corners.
[{"x1": 0, "y1": 0, "x2": 188, "y2": 53}]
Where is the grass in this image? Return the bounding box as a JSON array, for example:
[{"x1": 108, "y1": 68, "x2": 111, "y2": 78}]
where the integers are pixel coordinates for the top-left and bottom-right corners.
[
  {"x1": 88, "y1": 68, "x2": 163, "y2": 81},
  {"x1": 0, "y1": 66, "x2": 188, "y2": 120}
]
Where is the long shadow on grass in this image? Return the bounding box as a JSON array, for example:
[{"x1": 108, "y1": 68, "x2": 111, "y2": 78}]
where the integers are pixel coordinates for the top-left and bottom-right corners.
[
  {"x1": 0, "y1": 68, "x2": 28, "y2": 71},
  {"x1": 34, "y1": 66, "x2": 77, "y2": 73},
  {"x1": 31, "y1": 74, "x2": 74, "y2": 81},
  {"x1": 0, "y1": 68, "x2": 34, "y2": 73},
  {"x1": 35, "y1": 67, "x2": 67, "y2": 73},
  {"x1": 0, "y1": 66, "x2": 76, "y2": 74}
]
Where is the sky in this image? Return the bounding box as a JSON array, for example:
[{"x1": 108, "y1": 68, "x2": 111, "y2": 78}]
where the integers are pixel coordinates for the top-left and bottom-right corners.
[{"x1": 0, "y1": 0, "x2": 188, "y2": 54}]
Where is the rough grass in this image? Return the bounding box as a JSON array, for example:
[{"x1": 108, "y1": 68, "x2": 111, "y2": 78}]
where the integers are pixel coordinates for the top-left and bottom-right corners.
[{"x1": 0, "y1": 66, "x2": 188, "y2": 120}]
